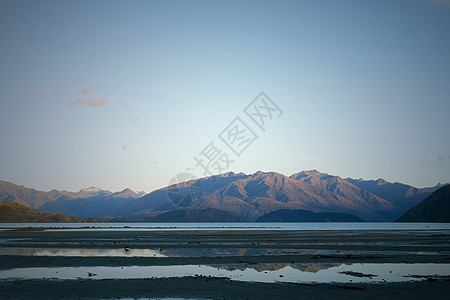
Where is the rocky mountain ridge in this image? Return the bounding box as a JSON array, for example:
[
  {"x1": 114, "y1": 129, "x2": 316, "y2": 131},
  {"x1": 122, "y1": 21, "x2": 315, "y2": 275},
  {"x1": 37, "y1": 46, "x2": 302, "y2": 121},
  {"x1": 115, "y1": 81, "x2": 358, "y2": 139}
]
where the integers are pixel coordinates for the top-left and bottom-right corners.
[{"x1": 0, "y1": 171, "x2": 445, "y2": 221}]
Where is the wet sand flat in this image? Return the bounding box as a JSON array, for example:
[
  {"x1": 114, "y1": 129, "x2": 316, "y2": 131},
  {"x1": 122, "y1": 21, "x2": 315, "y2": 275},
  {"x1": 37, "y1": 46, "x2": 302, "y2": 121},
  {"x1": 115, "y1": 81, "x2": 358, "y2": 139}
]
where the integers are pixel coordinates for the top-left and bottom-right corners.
[
  {"x1": 1, "y1": 277, "x2": 450, "y2": 300},
  {"x1": 0, "y1": 228, "x2": 449, "y2": 299}
]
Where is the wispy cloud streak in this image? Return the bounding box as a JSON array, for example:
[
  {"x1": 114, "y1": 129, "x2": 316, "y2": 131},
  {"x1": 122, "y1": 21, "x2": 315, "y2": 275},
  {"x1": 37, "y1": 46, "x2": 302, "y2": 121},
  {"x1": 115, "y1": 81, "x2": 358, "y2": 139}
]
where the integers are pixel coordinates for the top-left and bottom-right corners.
[
  {"x1": 71, "y1": 97, "x2": 108, "y2": 107},
  {"x1": 80, "y1": 87, "x2": 91, "y2": 94}
]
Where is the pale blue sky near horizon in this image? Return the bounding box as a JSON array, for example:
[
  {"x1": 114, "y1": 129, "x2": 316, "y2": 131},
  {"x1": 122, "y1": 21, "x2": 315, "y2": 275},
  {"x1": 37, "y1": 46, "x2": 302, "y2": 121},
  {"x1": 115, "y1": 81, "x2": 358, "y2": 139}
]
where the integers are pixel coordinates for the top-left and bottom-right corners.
[{"x1": 0, "y1": 0, "x2": 449, "y2": 193}]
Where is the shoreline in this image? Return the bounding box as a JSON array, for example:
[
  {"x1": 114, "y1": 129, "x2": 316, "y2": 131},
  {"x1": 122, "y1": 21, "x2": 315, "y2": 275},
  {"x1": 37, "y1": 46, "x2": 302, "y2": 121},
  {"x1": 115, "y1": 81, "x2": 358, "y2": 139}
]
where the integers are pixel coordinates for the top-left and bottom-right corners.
[
  {"x1": 1, "y1": 277, "x2": 450, "y2": 300},
  {"x1": 1, "y1": 228, "x2": 449, "y2": 299},
  {"x1": 1, "y1": 253, "x2": 450, "y2": 270}
]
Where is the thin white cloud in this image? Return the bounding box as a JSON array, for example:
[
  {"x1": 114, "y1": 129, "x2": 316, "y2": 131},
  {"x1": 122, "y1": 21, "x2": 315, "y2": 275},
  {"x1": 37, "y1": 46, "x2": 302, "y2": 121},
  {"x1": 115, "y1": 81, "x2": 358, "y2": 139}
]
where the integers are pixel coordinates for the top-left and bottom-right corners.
[
  {"x1": 71, "y1": 97, "x2": 108, "y2": 107},
  {"x1": 80, "y1": 87, "x2": 91, "y2": 94},
  {"x1": 71, "y1": 99, "x2": 87, "y2": 106},
  {"x1": 41, "y1": 91, "x2": 49, "y2": 98},
  {"x1": 90, "y1": 97, "x2": 108, "y2": 107}
]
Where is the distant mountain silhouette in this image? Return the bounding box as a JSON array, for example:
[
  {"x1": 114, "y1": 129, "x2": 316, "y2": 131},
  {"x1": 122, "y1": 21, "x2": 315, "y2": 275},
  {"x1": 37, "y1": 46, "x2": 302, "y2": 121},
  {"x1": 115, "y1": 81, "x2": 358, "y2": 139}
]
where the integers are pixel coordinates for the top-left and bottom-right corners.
[
  {"x1": 104, "y1": 208, "x2": 245, "y2": 222},
  {"x1": 346, "y1": 178, "x2": 432, "y2": 219},
  {"x1": 145, "y1": 208, "x2": 245, "y2": 222},
  {"x1": 256, "y1": 209, "x2": 365, "y2": 222},
  {"x1": 1, "y1": 171, "x2": 440, "y2": 222},
  {"x1": 112, "y1": 170, "x2": 431, "y2": 221},
  {"x1": 0, "y1": 202, "x2": 100, "y2": 223},
  {"x1": 396, "y1": 185, "x2": 450, "y2": 222},
  {"x1": 0, "y1": 181, "x2": 60, "y2": 209},
  {"x1": 0, "y1": 181, "x2": 139, "y2": 218},
  {"x1": 421, "y1": 183, "x2": 447, "y2": 193}
]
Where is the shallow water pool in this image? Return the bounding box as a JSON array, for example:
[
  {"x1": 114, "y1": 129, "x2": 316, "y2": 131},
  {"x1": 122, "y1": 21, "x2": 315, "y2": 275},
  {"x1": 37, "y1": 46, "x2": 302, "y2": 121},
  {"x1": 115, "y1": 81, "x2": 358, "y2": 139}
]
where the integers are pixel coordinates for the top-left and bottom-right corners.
[{"x1": 0, "y1": 263, "x2": 448, "y2": 284}]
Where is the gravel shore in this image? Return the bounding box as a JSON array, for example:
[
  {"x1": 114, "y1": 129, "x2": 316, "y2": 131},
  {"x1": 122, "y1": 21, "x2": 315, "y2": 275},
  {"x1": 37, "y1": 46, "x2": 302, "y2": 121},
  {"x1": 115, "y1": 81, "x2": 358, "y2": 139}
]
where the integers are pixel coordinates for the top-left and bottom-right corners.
[{"x1": 1, "y1": 228, "x2": 449, "y2": 299}]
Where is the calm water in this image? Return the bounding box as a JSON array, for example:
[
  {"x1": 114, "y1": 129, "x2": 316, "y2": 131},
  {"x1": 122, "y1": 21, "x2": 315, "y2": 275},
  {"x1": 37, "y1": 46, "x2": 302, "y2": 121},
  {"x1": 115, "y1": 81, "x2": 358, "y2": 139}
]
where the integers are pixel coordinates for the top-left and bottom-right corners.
[
  {"x1": 1, "y1": 222, "x2": 449, "y2": 287},
  {"x1": 1, "y1": 263, "x2": 449, "y2": 283},
  {"x1": 1, "y1": 246, "x2": 429, "y2": 257},
  {"x1": 1, "y1": 222, "x2": 450, "y2": 231}
]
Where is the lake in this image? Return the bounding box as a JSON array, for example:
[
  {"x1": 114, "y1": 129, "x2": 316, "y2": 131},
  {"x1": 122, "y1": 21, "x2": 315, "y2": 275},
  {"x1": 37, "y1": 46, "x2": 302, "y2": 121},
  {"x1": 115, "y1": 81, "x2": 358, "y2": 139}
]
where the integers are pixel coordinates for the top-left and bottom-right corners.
[
  {"x1": 1, "y1": 222, "x2": 450, "y2": 231},
  {"x1": 1, "y1": 222, "x2": 450, "y2": 298}
]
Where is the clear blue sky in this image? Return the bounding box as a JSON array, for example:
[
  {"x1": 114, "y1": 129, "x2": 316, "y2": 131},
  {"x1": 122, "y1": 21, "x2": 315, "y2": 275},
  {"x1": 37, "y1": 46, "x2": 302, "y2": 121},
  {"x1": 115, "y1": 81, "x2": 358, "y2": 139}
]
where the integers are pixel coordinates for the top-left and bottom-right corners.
[{"x1": 1, "y1": 0, "x2": 449, "y2": 193}]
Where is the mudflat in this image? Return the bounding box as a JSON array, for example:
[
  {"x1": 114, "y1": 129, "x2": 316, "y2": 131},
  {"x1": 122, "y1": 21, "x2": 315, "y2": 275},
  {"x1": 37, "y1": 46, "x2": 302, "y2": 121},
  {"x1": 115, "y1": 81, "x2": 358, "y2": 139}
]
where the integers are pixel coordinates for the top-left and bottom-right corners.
[{"x1": 0, "y1": 228, "x2": 449, "y2": 299}]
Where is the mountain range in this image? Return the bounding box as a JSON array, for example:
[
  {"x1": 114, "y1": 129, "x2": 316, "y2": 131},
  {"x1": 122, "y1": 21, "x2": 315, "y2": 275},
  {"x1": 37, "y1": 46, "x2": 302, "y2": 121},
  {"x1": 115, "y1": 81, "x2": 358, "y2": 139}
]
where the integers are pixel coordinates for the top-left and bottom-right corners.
[
  {"x1": 396, "y1": 184, "x2": 450, "y2": 222},
  {"x1": 0, "y1": 180, "x2": 144, "y2": 218},
  {"x1": 256, "y1": 209, "x2": 365, "y2": 222},
  {"x1": 0, "y1": 202, "x2": 100, "y2": 223},
  {"x1": 1, "y1": 170, "x2": 445, "y2": 222},
  {"x1": 108, "y1": 208, "x2": 247, "y2": 223},
  {"x1": 107, "y1": 170, "x2": 444, "y2": 221}
]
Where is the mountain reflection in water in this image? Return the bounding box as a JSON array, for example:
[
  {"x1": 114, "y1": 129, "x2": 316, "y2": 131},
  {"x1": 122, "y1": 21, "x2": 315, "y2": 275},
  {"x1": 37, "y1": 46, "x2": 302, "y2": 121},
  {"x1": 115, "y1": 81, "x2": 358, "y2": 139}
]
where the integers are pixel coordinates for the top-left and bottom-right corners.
[
  {"x1": 1, "y1": 263, "x2": 449, "y2": 284},
  {"x1": 215, "y1": 263, "x2": 339, "y2": 273}
]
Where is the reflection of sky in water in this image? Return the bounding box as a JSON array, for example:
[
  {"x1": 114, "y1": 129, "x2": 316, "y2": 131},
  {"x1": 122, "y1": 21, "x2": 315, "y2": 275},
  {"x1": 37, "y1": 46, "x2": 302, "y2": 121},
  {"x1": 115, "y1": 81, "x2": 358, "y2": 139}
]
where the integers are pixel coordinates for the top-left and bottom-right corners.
[
  {"x1": 1, "y1": 246, "x2": 444, "y2": 257},
  {"x1": 0, "y1": 247, "x2": 166, "y2": 257},
  {"x1": 0, "y1": 247, "x2": 436, "y2": 257},
  {"x1": 0, "y1": 264, "x2": 448, "y2": 284}
]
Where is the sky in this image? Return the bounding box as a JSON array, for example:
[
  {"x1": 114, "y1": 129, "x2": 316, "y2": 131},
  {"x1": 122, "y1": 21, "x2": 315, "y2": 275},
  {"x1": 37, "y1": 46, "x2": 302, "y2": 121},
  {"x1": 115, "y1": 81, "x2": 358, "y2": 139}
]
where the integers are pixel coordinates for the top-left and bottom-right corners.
[{"x1": 0, "y1": 0, "x2": 449, "y2": 193}]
